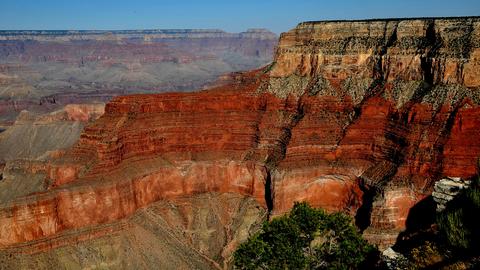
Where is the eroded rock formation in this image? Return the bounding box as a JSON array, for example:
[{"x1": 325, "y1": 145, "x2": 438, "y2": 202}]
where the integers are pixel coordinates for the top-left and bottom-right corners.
[
  {"x1": 0, "y1": 193, "x2": 265, "y2": 269},
  {"x1": 432, "y1": 177, "x2": 471, "y2": 211},
  {"x1": 0, "y1": 17, "x2": 479, "y2": 266}
]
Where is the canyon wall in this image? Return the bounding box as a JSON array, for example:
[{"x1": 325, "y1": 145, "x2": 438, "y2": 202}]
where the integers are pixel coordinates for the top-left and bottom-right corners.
[
  {"x1": 268, "y1": 17, "x2": 480, "y2": 247},
  {"x1": 0, "y1": 17, "x2": 479, "y2": 266}
]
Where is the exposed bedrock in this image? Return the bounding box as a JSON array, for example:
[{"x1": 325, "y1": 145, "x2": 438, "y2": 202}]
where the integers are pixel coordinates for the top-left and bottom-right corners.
[
  {"x1": 0, "y1": 103, "x2": 105, "y2": 161},
  {"x1": 268, "y1": 17, "x2": 480, "y2": 248},
  {"x1": 432, "y1": 177, "x2": 471, "y2": 211},
  {"x1": 0, "y1": 193, "x2": 265, "y2": 270},
  {"x1": 0, "y1": 17, "x2": 479, "y2": 256}
]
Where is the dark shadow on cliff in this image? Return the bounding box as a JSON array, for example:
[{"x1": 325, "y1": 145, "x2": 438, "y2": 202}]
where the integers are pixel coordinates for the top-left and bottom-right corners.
[
  {"x1": 393, "y1": 195, "x2": 437, "y2": 253},
  {"x1": 264, "y1": 169, "x2": 274, "y2": 219},
  {"x1": 355, "y1": 185, "x2": 376, "y2": 232},
  {"x1": 392, "y1": 181, "x2": 480, "y2": 269}
]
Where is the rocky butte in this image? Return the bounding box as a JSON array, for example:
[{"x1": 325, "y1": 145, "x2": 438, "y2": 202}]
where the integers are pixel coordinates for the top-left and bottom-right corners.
[{"x1": 0, "y1": 17, "x2": 479, "y2": 268}]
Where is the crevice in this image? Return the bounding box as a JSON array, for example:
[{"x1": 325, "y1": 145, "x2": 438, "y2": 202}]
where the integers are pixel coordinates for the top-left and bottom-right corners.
[
  {"x1": 421, "y1": 20, "x2": 441, "y2": 85},
  {"x1": 341, "y1": 21, "x2": 398, "y2": 126},
  {"x1": 377, "y1": 21, "x2": 399, "y2": 80},
  {"x1": 354, "y1": 108, "x2": 414, "y2": 232},
  {"x1": 355, "y1": 180, "x2": 376, "y2": 232},
  {"x1": 420, "y1": 56, "x2": 434, "y2": 85},
  {"x1": 385, "y1": 24, "x2": 398, "y2": 48},
  {"x1": 264, "y1": 170, "x2": 274, "y2": 219},
  {"x1": 461, "y1": 20, "x2": 475, "y2": 59},
  {"x1": 425, "y1": 20, "x2": 436, "y2": 46},
  {"x1": 336, "y1": 77, "x2": 385, "y2": 146},
  {"x1": 430, "y1": 103, "x2": 462, "y2": 184},
  {"x1": 264, "y1": 98, "x2": 306, "y2": 169},
  {"x1": 341, "y1": 36, "x2": 353, "y2": 54},
  {"x1": 261, "y1": 95, "x2": 306, "y2": 218},
  {"x1": 410, "y1": 81, "x2": 433, "y2": 104}
]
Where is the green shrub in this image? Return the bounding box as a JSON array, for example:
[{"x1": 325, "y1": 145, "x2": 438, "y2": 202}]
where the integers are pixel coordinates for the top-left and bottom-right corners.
[{"x1": 233, "y1": 202, "x2": 377, "y2": 270}]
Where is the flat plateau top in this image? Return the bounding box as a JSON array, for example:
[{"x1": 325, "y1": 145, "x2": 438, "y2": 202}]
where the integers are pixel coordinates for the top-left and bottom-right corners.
[
  {"x1": 300, "y1": 16, "x2": 480, "y2": 25},
  {"x1": 0, "y1": 28, "x2": 274, "y2": 36}
]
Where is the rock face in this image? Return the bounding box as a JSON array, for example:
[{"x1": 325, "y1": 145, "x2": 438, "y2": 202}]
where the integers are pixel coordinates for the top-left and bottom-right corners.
[
  {"x1": 432, "y1": 177, "x2": 471, "y2": 211},
  {"x1": 0, "y1": 17, "x2": 480, "y2": 266},
  {"x1": 267, "y1": 17, "x2": 480, "y2": 248},
  {"x1": 0, "y1": 29, "x2": 277, "y2": 124},
  {"x1": 0, "y1": 193, "x2": 265, "y2": 270},
  {"x1": 0, "y1": 103, "x2": 104, "y2": 161}
]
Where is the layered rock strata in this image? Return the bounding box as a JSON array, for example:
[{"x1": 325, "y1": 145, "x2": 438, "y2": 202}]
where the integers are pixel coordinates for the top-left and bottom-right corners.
[
  {"x1": 432, "y1": 177, "x2": 471, "y2": 211},
  {"x1": 269, "y1": 17, "x2": 480, "y2": 248},
  {"x1": 0, "y1": 193, "x2": 265, "y2": 270},
  {"x1": 0, "y1": 17, "x2": 479, "y2": 260}
]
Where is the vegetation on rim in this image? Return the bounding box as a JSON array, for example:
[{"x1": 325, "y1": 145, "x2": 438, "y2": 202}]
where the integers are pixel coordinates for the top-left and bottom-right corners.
[{"x1": 233, "y1": 202, "x2": 378, "y2": 270}]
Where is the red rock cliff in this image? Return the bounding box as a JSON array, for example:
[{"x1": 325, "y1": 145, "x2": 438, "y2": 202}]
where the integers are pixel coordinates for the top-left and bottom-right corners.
[{"x1": 0, "y1": 17, "x2": 479, "y2": 250}]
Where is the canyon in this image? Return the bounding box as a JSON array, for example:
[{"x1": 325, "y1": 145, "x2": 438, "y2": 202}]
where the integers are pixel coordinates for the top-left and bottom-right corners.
[
  {"x1": 0, "y1": 29, "x2": 277, "y2": 125},
  {"x1": 0, "y1": 17, "x2": 479, "y2": 269}
]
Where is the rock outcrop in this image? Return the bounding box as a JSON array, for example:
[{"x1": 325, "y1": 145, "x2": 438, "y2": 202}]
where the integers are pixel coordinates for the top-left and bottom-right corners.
[
  {"x1": 0, "y1": 193, "x2": 265, "y2": 270},
  {"x1": 432, "y1": 177, "x2": 471, "y2": 211},
  {"x1": 268, "y1": 17, "x2": 480, "y2": 248},
  {"x1": 0, "y1": 17, "x2": 479, "y2": 266}
]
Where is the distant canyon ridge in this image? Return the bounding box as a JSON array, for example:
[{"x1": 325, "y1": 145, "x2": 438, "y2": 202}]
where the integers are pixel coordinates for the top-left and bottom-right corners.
[{"x1": 0, "y1": 29, "x2": 277, "y2": 124}]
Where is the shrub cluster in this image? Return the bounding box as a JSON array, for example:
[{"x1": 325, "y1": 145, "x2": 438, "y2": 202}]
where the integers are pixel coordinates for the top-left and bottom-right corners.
[{"x1": 233, "y1": 202, "x2": 377, "y2": 270}]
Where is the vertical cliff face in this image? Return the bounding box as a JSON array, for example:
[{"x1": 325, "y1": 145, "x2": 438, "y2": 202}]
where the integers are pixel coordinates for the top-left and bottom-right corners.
[
  {"x1": 270, "y1": 18, "x2": 479, "y2": 86},
  {"x1": 0, "y1": 17, "x2": 479, "y2": 261},
  {"x1": 266, "y1": 17, "x2": 480, "y2": 247}
]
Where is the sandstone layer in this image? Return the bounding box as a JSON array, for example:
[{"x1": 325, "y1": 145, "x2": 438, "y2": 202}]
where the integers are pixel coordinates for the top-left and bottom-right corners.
[
  {"x1": 0, "y1": 193, "x2": 265, "y2": 270},
  {"x1": 0, "y1": 17, "x2": 479, "y2": 266},
  {"x1": 268, "y1": 17, "x2": 480, "y2": 247}
]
